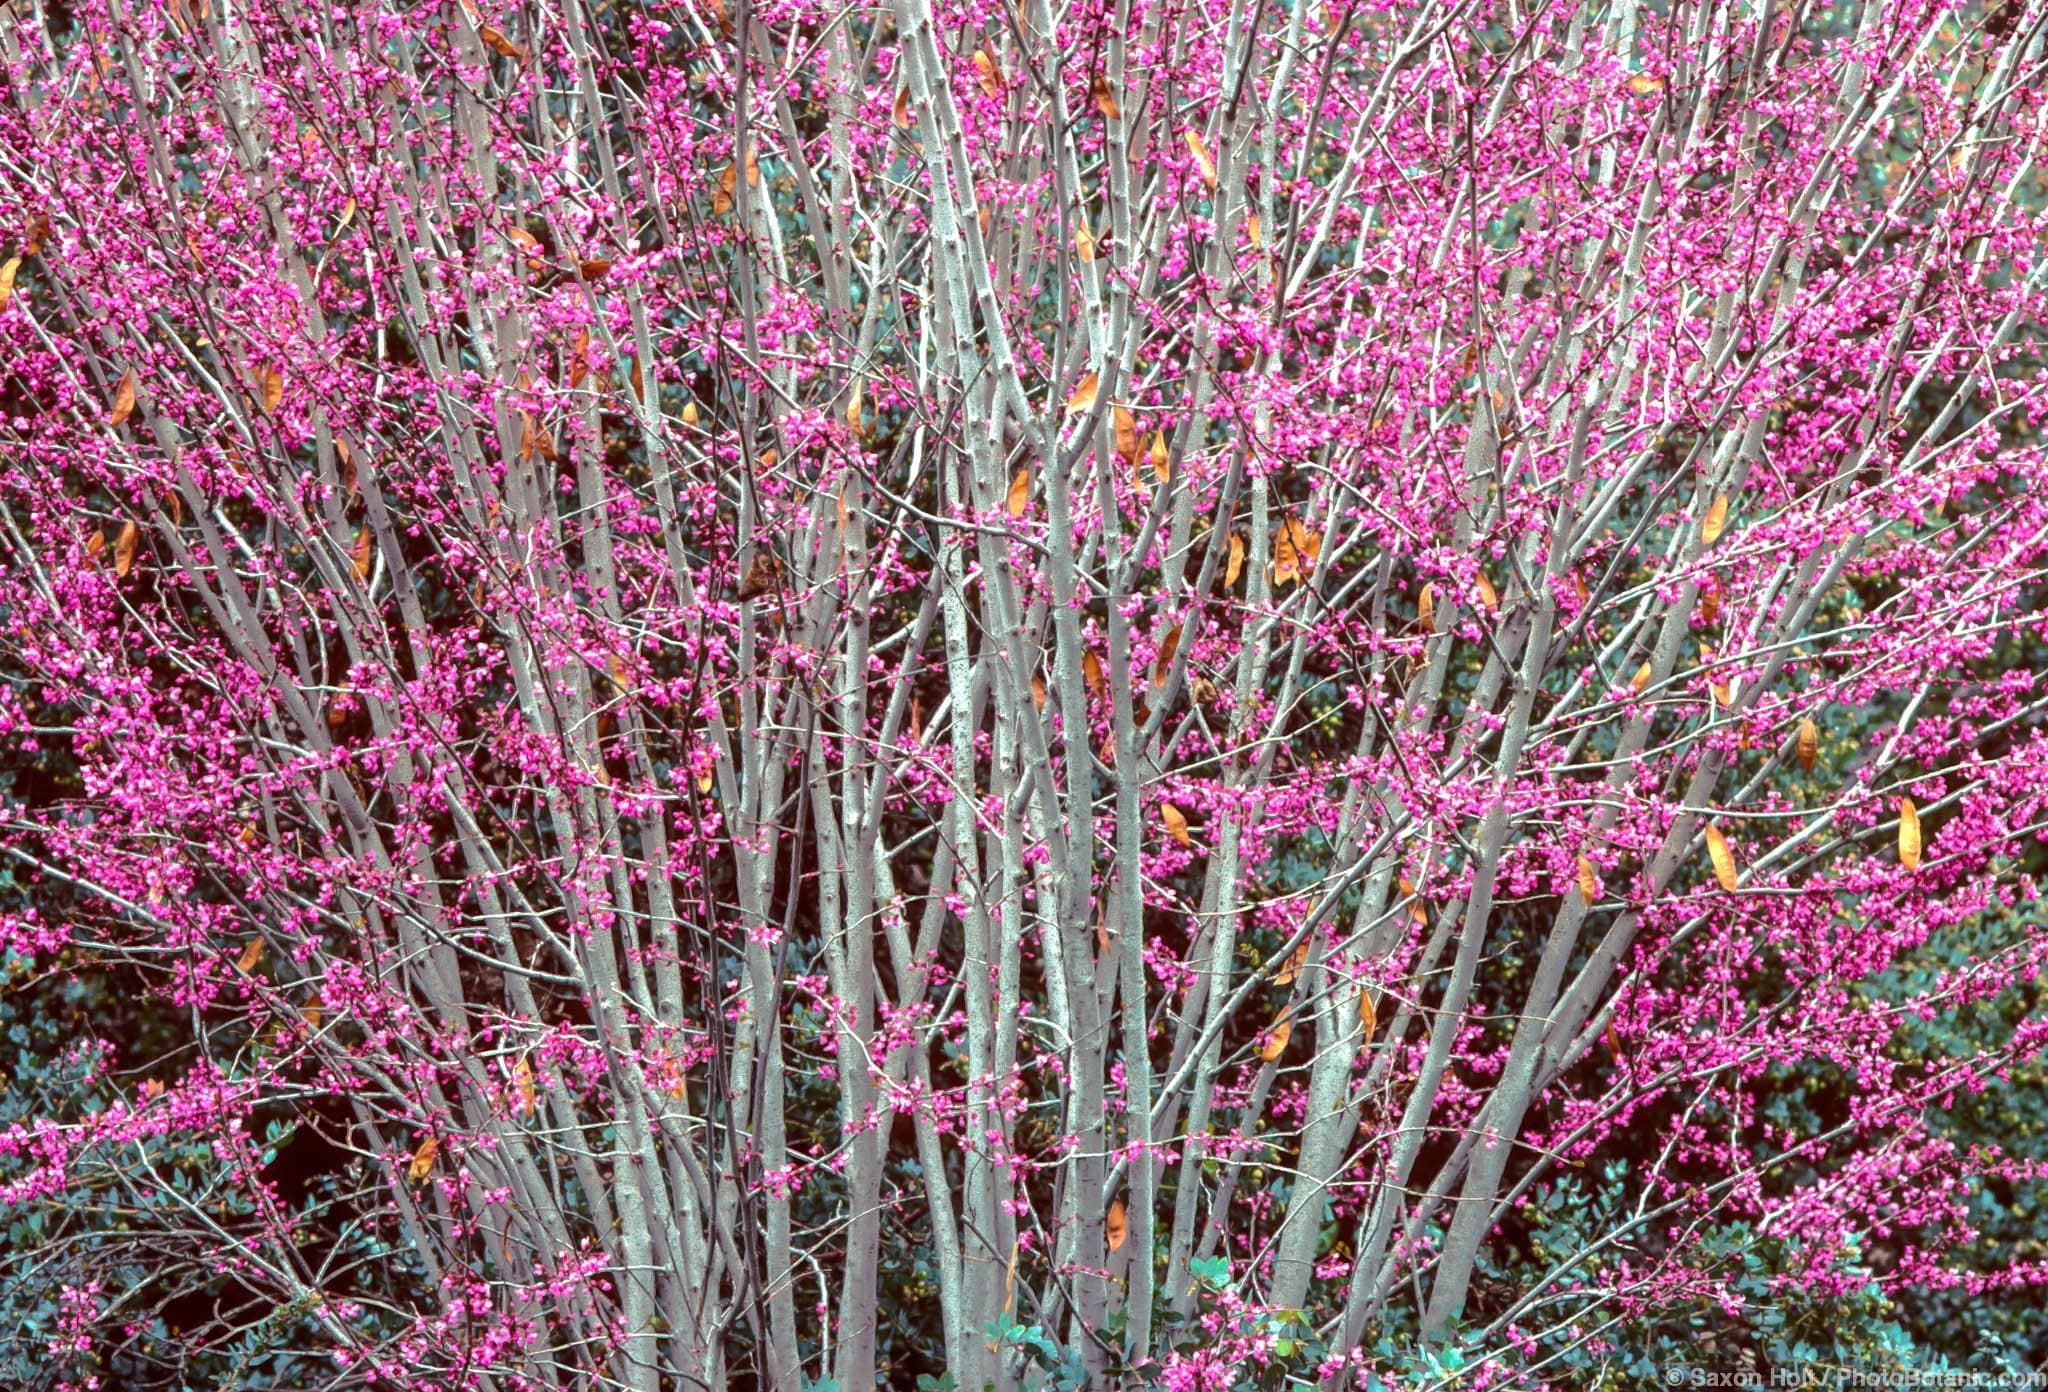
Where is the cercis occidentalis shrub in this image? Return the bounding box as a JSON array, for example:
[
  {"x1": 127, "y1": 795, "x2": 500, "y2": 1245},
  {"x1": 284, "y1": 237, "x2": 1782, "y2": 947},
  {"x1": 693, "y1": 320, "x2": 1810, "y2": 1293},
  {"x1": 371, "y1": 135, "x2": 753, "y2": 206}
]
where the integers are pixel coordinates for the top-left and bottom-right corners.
[{"x1": 3, "y1": 0, "x2": 2048, "y2": 1388}]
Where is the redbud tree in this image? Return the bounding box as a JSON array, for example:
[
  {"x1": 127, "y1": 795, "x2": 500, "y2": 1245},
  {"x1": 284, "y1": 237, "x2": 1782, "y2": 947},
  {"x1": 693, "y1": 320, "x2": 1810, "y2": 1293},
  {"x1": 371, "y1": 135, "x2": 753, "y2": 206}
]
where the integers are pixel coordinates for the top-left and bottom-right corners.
[{"x1": 2, "y1": 0, "x2": 2047, "y2": 1386}]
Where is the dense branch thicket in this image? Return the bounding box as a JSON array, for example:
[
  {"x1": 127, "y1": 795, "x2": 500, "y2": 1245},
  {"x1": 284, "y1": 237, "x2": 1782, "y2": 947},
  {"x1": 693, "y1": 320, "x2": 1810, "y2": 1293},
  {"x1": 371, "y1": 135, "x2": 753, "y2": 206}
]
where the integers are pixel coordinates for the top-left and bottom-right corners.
[{"x1": 3, "y1": 0, "x2": 2048, "y2": 1387}]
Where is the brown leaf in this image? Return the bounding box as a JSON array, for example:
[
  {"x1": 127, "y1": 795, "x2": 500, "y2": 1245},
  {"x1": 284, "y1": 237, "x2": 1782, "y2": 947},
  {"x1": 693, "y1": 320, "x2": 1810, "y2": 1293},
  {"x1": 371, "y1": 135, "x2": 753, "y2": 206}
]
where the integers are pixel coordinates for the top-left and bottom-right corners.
[
  {"x1": 579, "y1": 258, "x2": 613, "y2": 281},
  {"x1": 114, "y1": 521, "x2": 139, "y2": 578},
  {"x1": 1113, "y1": 405, "x2": 1139, "y2": 460},
  {"x1": 110, "y1": 368, "x2": 137, "y2": 426},
  {"x1": 299, "y1": 1003, "x2": 322, "y2": 1031},
  {"x1": 569, "y1": 328, "x2": 590, "y2": 389},
  {"x1": 1700, "y1": 643, "x2": 1734, "y2": 706},
  {"x1": 1628, "y1": 73, "x2": 1664, "y2": 95},
  {"x1": 1705, "y1": 824, "x2": 1738, "y2": 892},
  {"x1": 1274, "y1": 939, "x2": 1310, "y2": 988},
  {"x1": 1152, "y1": 624, "x2": 1182, "y2": 686},
  {"x1": 1007, "y1": 469, "x2": 1031, "y2": 518},
  {"x1": 236, "y1": 937, "x2": 265, "y2": 973},
  {"x1": 1260, "y1": 1010, "x2": 1292, "y2": 1062},
  {"x1": 892, "y1": 86, "x2": 912, "y2": 129},
  {"x1": 351, "y1": 525, "x2": 373, "y2": 583},
  {"x1": 1577, "y1": 854, "x2": 1599, "y2": 906},
  {"x1": 1083, "y1": 651, "x2": 1106, "y2": 698},
  {"x1": 1225, "y1": 532, "x2": 1245, "y2": 588},
  {"x1": 1246, "y1": 213, "x2": 1262, "y2": 248},
  {"x1": 1271, "y1": 519, "x2": 1320, "y2": 586},
  {"x1": 973, "y1": 48, "x2": 1003, "y2": 100},
  {"x1": 1399, "y1": 874, "x2": 1427, "y2": 925},
  {"x1": 479, "y1": 23, "x2": 525, "y2": 59},
  {"x1": 1106, "y1": 1199, "x2": 1128, "y2": 1252},
  {"x1": 407, "y1": 1135, "x2": 439, "y2": 1185},
  {"x1": 1899, "y1": 797, "x2": 1922, "y2": 871},
  {"x1": 1161, "y1": 801, "x2": 1191, "y2": 848},
  {"x1": 86, "y1": 528, "x2": 107, "y2": 565},
  {"x1": 1076, "y1": 215, "x2": 1097, "y2": 264},
  {"x1": 1150, "y1": 430, "x2": 1171, "y2": 483},
  {"x1": 0, "y1": 256, "x2": 19, "y2": 313},
  {"x1": 1359, "y1": 988, "x2": 1377, "y2": 1039},
  {"x1": 1417, "y1": 582, "x2": 1435, "y2": 632},
  {"x1": 23, "y1": 212, "x2": 49, "y2": 257},
  {"x1": 258, "y1": 365, "x2": 283, "y2": 417},
  {"x1": 845, "y1": 380, "x2": 864, "y2": 436},
  {"x1": 1475, "y1": 570, "x2": 1498, "y2": 612},
  {"x1": 1797, "y1": 717, "x2": 1819, "y2": 773},
  {"x1": 1184, "y1": 128, "x2": 1217, "y2": 189},
  {"x1": 1701, "y1": 493, "x2": 1730, "y2": 546},
  {"x1": 1031, "y1": 674, "x2": 1048, "y2": 712},
  {"x1": 513, "y1": 1056, "x2": 536, "y2": 1116},
  {"x1": 1064, "y1": 371, "x2": 1099, "y2": 417},
  {"x1": 1630, "y1": 661, "x2": 1653, "y2": 694},
  {"x1": 1091, "y1": 75, "x2": 1119, "y2": 120},
  {"x1": 713, "y1": 163, "x2": 737, "y2": 216},
  {"x1": 736, "y1": 550, "x2": 780, "y2": 601}
]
